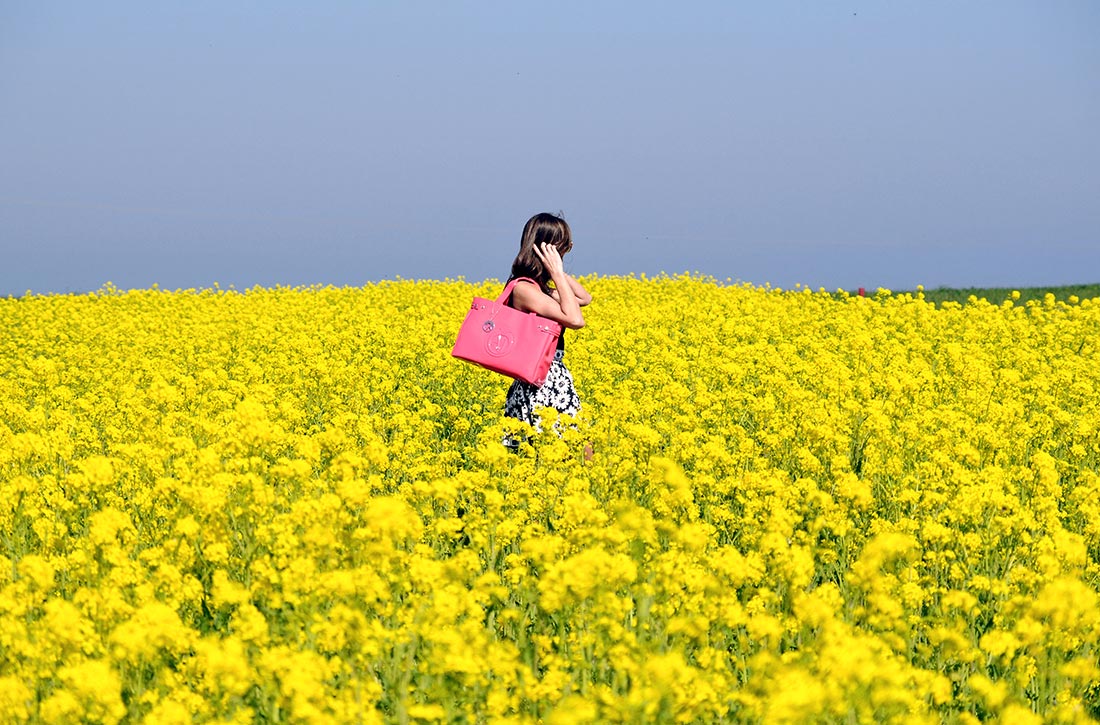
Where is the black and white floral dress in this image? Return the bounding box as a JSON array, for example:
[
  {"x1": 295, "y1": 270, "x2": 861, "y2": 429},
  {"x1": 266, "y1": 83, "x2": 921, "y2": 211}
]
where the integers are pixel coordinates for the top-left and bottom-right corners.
[
  {"x1": 502, "y1": 285, "x2": 581, "y2": 442},
  {"x1": 503, "y1": 348, "x2": 581, "y2": 428}
]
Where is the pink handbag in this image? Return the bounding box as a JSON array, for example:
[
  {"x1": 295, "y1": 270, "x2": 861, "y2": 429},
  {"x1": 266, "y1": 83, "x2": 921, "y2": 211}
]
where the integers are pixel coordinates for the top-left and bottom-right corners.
[{"x1": 451, "y1": 277, "x2": 563, "y2": 386}]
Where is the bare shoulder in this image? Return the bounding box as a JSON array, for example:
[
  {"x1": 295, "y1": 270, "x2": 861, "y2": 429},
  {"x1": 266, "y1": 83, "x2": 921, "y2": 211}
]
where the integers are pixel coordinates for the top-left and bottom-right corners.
[
  {"x1": 509, "y1": 279, "x2": 586, "y2": 329},
  {"x1": 512, "y1": 279, "x2": 541, "y2": 291},
  {"x1": 510, "y1": 280, "x2": 543, "y2": 301}
]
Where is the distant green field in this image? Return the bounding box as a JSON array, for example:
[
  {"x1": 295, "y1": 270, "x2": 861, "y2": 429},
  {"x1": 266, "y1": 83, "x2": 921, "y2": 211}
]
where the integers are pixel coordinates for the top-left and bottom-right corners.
[
  {"x1": 7, "y1": 281, "x2": 1100, "y2": 306},
  {"x1": 895, "y1": 283, "x2": 1100, "y2": 306}
]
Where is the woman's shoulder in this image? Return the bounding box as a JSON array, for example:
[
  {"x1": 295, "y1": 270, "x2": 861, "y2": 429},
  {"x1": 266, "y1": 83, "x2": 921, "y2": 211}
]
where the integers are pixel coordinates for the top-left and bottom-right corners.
[
  {"x1": 507, "y1": 278, "x2": 551, "y2": 311},
  {"x1": 510, "y1": 278, "x2": 546, "y2": 295}
]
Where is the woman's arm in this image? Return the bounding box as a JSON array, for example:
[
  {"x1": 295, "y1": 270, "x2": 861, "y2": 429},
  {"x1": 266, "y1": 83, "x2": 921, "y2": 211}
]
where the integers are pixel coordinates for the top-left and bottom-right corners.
[
  {"x1": 511, "y1": 244, "x2": 586, "y2": 329},
  {"x1": 551, "y1": 275, "x2": 592, "y2": 307}
]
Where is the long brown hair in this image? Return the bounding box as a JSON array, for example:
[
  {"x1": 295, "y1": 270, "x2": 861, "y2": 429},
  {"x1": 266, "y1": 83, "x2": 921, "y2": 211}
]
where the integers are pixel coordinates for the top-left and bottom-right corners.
[{"x1": 509, "y1": 212, "x2": 573, "y2": 291}]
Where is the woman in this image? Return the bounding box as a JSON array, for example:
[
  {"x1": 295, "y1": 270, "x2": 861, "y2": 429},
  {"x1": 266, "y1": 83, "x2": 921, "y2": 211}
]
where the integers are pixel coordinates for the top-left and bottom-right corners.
[{"x1": 503, "y1": 213, "x2": 592, "y2": 444}]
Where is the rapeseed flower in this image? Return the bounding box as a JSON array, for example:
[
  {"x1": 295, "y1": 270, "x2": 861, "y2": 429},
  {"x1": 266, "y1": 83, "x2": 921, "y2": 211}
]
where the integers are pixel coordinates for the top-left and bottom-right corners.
[{"x1": 2, "y1": 277, "x2": 1098, "y2": 721}]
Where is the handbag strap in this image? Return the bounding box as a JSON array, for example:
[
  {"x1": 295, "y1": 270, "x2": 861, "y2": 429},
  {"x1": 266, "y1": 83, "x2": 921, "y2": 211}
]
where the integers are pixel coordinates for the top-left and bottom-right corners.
[{"x1": 495, "y1": 277, "x2": 538, "y2": 305}]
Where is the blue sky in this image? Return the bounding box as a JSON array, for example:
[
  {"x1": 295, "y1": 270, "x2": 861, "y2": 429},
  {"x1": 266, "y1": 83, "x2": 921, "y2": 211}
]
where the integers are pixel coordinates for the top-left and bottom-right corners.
[{"x1": 2, "y1": 1, "x2": 1098, "y2": 295}]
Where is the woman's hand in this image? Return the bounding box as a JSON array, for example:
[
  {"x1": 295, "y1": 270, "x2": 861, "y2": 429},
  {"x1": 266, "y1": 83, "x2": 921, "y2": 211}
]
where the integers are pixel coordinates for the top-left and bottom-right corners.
[
  {"x1": 515, "y1": 242, "x2": 585, "y2": 329},
  {"x1": 532, "y1": 242, "x2": 566, "y2": 279}
]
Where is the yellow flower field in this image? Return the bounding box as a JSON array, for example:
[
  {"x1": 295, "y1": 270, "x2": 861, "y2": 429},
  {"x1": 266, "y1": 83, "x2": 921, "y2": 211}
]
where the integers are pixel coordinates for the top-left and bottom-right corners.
[{"x1": 2, "y1": 276, "x2": 1099, "y2": 723}]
